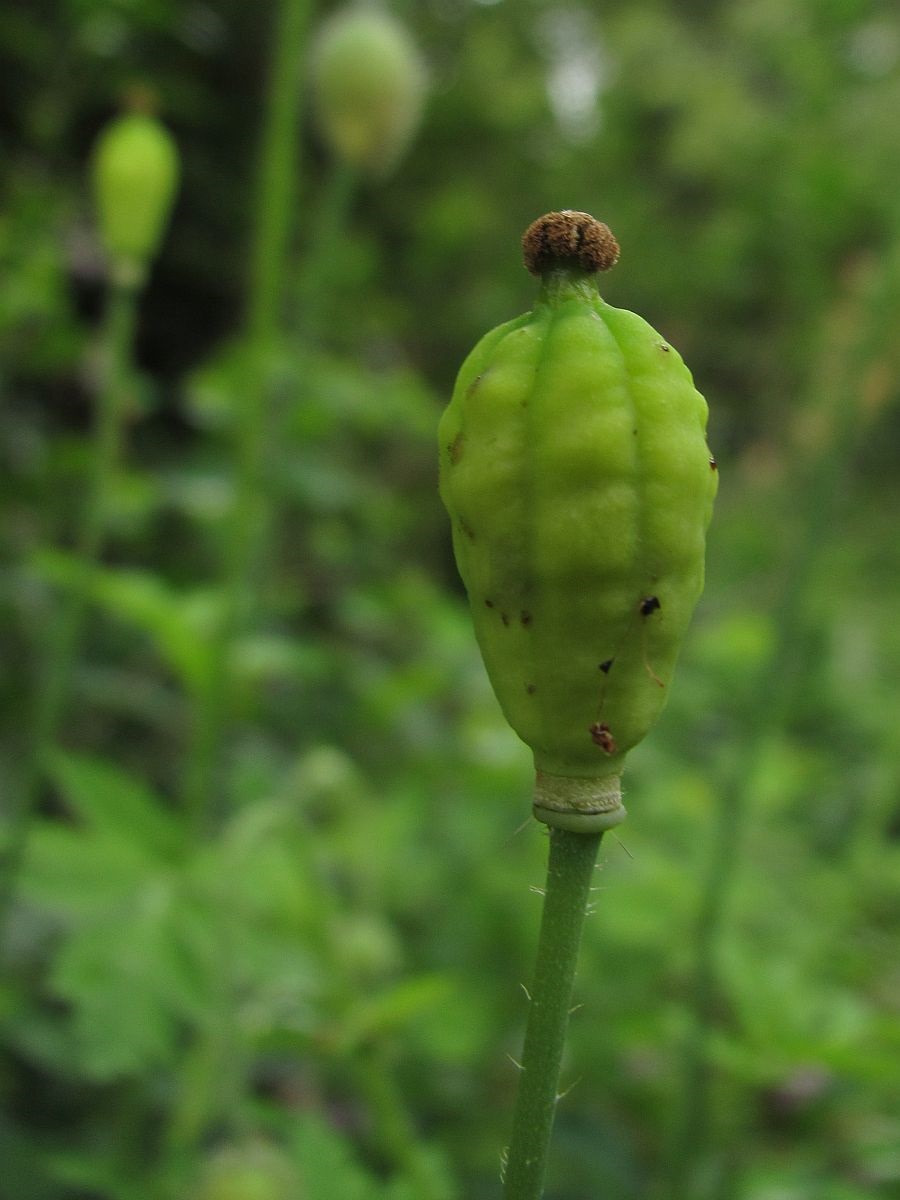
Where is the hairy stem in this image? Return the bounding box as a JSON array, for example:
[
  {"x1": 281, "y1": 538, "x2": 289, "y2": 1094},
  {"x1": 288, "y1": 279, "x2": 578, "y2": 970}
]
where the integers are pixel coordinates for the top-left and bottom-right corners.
[{"x1": 503, "y1": 827, "x2": 602, "y2": 1200}]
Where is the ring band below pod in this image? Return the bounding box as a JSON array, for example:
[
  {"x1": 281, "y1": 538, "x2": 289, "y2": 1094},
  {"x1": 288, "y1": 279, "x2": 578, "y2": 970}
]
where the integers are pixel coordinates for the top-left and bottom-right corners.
[{"x1": 533, "y1": 772, "x2": 627, "y2": 833}]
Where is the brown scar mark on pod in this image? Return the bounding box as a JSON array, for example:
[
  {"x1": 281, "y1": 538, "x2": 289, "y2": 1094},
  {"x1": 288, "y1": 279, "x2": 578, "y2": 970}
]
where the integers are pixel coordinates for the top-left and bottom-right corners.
[
  {"x1": 520, "y1": 610, "x2": 533, "y2": 627},
  {"x1": 644, "y1": 658, "x2": 666, "y2": 687},
  {"x1": 599, "y1": 659, "x2": 613, "y2": 674},
  {"x1": 639, "y1": 596, "x2": 661, "y2": 616},
  {"x1": 709, "y1": 455, "x2": 718, "y2": 471},
  {"x1": 588, "y1": 722, "x2": 617, "y2": 754},
  {"x1": 501, "y1": 612, "x2": 510, "y2": 626},
  {"x1": 448, "y1": 431, "x2": 466, "y2": 464},
  {"x1": 466, "y1": 372, "x2": 486, "y2": 398},
  {"x1": 485, "y1": 598, "x2": 494, "y2": 608},
  {"x1": 459, "y1": 518, "x2": 475, "y2": 540},
  {"x1": 658, "y1": 342, "x2": 670, "y2": 352},
  {"x1": 525, "y1": 683, "x2": 536, "y2": 694}
]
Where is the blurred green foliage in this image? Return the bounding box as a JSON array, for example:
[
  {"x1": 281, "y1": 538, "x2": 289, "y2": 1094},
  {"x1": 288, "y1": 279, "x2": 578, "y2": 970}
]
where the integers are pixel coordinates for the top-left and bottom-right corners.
[{"x1": 2, "y1": 1, "x2": 900, "y2": 1198}]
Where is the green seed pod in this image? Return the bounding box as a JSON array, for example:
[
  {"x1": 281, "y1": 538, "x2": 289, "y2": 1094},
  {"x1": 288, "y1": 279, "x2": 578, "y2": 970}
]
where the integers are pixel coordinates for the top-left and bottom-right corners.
[
  {"x1": 310, "y1": 4, "x2": 426, "y2": 176},
  {"x1": 439, "y1": 212, "x2": 717, "y2": 831},
  {"x1": 190, "y1": 1140, "x2": 302, "y2": 1200},
  {"x1": 91, "y1": 111, "x2": 180, "y2": 282}
]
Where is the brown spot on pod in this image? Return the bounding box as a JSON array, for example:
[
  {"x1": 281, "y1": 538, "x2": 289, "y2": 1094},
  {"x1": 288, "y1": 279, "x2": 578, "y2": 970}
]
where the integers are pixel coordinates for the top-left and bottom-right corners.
[
  {"x1": 709, "y1": 455, "x2": 718, "y2": 471},
  {"x1": 501, "y1": 612, "x2": 510, "y2": 626},
  {"x1": 588, "y1": 722, "x2": 617, "y2": 754},
  {"x1": 459, "y1": 518, "x2": 475, "y2": 541},
  {"x1": 599, "y1": 659, "x2": 613, "y2": 674},
  {"x1": 525, "y1": 683, "x2": 536, "y2": 695},
  {"x1": 658, "y1": 342, "x2": 670, "y2": 352},
  {"x1": 448, "y1": 431, "x2": 466, "y2": 464},
  {"x1": 466, "y1": 373, "x2": 485, "y2": 398},
  {"x1": 521, "y1": 610, "x2": 533, "y2": 627},
  {"x1": 639, "y1": 596, "x2": 661, "y2": 616},
  {"x1": 485, "y1": 599, "x2": 494, "y2": 608}
]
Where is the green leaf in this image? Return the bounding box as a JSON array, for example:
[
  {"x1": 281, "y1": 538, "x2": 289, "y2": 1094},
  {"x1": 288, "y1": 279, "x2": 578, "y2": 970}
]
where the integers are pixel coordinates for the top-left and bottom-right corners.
[
  {"x1": 290, "y1": 1113, "x2": 397, "y2": 1200},
  {"x1": 47, "y1": 750, "x2": 183, "y2": 862},
  {"x1": 20, "y1": 823, "x2": 158, "y2": 916},
  {"x1": 31, "y1": 552, "x2": 219, "y2": 694},
  {"x1": 44, "y1": 1149, "x2": 142, "y2": 1200},
  {"x1": 336, "y1": 973, "x2": 454, "y2": 1053},
  {"x1": 49, "y1": 876, "x2": 213, "y2": 1080}
]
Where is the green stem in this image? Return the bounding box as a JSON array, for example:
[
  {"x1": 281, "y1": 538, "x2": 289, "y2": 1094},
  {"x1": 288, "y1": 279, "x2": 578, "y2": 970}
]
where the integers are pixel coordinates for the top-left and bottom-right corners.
[
  {"x1": 504, "y1": 827, "x2": 602, "y2": 1200},
  {"x1": 1, "y1": 279, "x2": 138, "y2": 925},
  {"x1": 295, "y1": 159, "x2": 357, "y2": 342},
  {"x1": 247, "y1": 0, "x2": 311, "y2": 345},
  {"x1": 180, "y1": 0, "x2": 310, "y2": 833},
  {"x1": 353, "y1": 1044, "x2": 445, "y2": 1200}
]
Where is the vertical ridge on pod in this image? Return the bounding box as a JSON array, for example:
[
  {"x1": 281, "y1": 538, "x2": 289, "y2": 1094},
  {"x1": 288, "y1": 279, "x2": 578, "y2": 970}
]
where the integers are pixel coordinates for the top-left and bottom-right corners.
[{"x1": 438, "y1": 212, "x2": 716, "y2": 829}]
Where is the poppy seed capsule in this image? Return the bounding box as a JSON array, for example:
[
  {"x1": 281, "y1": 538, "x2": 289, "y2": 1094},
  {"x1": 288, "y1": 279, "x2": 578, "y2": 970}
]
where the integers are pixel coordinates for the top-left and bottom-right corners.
[
  {"x1": 439, "y1": 212, "x2": 717, "y2": 831},
  {"x1": 310, "y1": 5, "x2": 426, "y2": 177},
  {"x1": 91, "y1": 111, "x2": 180, "y2": 283}
]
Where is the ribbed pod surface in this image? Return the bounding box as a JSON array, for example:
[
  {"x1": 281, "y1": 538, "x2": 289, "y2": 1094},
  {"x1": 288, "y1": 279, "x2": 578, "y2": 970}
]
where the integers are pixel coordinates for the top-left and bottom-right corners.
[{"x1": 439, "y1": 243, "x2": 716, "y2": 808}]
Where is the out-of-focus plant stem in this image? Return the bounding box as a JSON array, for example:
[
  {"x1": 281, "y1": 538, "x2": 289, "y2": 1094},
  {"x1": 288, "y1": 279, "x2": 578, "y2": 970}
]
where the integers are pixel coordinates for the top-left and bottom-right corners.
[
  {"x1": 352, "y1": 1043, "x2": 448, "y2": 1200},
  {"x1": 668, "y1": 246, "x2": 900, "y2": 1200},
  {"x1": 295, "y1": 159, "x2": 357, "y2": 342},
  {"x1": 0, "y1": 278, "x2": 139, "y2": 930},
  {"x1": 180, "y1": 0, "x2": 310, "y2": 834}
]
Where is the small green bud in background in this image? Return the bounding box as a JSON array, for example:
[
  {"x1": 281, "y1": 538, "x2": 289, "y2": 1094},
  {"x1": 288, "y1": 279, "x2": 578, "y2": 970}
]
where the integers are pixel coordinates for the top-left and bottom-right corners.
[
  {"x1": 91, "y1": 108, "x2": 180, "y2": 284},
  {"x1": 439, "y1": 212, "x2": 717, "y2": 832},
  {"x1": 190, "y1": 1139, "x2": 302, "y2": 1200},
  {"x1": 310, "y1": 4, "x2": 426, "y2": 176}
]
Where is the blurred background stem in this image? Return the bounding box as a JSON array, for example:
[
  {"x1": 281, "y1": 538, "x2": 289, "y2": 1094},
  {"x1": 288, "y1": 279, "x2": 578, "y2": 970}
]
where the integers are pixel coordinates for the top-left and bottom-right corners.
[
  {"x1": 351, "y1": 1042, "x2": 448, "y2": 1200},
  {"x1": 180, "y1": 0, "x2": 311, "y2": 833},
  {"x1": 668, "y1": 247, "x2": 900, "y2": 1200},
  {"x1": 295, "y1": 159, "x2": 357, "y2": 343},
  {"x1": 1, "y1": 277, "x2": 139, "y2": 927}
]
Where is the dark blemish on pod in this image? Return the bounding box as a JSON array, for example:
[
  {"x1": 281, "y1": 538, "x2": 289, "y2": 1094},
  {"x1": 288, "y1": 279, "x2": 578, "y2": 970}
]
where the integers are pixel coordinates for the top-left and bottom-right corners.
[
  {"x1": 466, "y1": 373, "x2": 485, "y2": 398},
  {"x1": 448, "y1": 432, "x2": 466, "y2": 465},
  {"x1": 459, "y1": 518, "x2": 475, "y2": 541},
  {"x1": 521, "y1": 610, "x2": 533, "y2": 627},
  {"x1": 709, "y1": 455, "x2": 718, "y2": 471},
  {"x1": 658, "y1": 342, "x2": 670, "y2": 352},
  {"x1": 588, "y1": 722, "x2": 617, "y2": 754},
  {"x1": 525, "y1": 683, "x2": 536, "y2": 695},
  {"x1": 501, "y1": 612, "x2": 510, "y2": 626},
  {"x1": 485, "y1": 599, "x2": 494, "y2": 608},
  {"x1": 599, "y1": 659, "x2": 613, "y2": 674},
  {"x1": 640, "y1": 596, "x2": 661, "y2": 616}
]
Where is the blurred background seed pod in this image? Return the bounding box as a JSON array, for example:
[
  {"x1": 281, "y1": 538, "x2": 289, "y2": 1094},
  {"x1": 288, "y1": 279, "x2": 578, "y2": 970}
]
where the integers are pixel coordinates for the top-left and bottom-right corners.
[
  {"x1": 309, "y1": 4, "x2": 426, "y2": 177},
  {"x1": 189, "y1": 1139, "x2": 303, "y2": 1200},
  {"x1": 91, "y1": 107, "x2": 180, "y2": 278}
]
